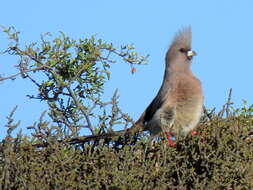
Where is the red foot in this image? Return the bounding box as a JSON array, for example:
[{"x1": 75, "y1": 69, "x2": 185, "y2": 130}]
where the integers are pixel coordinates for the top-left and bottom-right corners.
[
  {"x1": 165, "y1": 131, "x2": 176, "y2": 147},
  {"x1": 191, "y1": 130, "x2": 198, "y2": 135}
]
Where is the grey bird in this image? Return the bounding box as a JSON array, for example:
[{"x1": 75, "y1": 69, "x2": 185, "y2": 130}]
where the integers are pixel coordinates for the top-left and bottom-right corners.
[{"x1": 135, "y1": 27, "x2": 204, "y2": 144}]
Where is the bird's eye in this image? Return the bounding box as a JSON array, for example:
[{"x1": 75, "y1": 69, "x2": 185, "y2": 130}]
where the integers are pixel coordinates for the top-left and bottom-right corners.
[{"x1": 179, "y1": 48, "x2": 186, "y2": 53}]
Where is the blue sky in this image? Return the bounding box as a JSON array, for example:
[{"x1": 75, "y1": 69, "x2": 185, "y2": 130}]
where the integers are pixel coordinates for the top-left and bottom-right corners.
[{"x1": 1, "y1": 1, "x2": 253, "y2": 138}]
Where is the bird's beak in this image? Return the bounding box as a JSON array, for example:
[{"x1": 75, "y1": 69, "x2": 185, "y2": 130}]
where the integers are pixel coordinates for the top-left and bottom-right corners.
[{"x1": 187, "y1": 50, "x2": 197, "y2": 58}]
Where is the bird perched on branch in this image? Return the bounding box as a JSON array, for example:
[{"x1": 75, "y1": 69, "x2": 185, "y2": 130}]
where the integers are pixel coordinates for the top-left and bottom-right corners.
[
  {"x1": 63, "y1": 27, "x2": 203, "y2": 147},
  {"x1": 135, "y1": 27, "x2": 204, "y2": 146}
]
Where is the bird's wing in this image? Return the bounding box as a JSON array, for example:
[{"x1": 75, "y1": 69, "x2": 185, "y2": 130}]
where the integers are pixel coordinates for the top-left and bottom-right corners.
[
  {"x1": 143, "y1": 94, "x2": 164, "y2": 123},
  {"x1": 135, "y1": 90, "x2": 165, "y2": 127},
  {"x1": 135, "y1": 77, "x2": 174, "y2": 127}
]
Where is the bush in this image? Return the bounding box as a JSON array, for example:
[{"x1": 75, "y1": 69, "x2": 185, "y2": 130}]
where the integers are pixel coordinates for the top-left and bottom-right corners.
[
  {"x1": 0, "y1": 27, "x2": 252, "y2": 189},
  {"x1": 1, "y1": 105, "x2": 253, "y2": 189}
]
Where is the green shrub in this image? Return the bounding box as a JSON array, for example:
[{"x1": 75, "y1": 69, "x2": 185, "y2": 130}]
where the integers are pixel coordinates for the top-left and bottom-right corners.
[
  {"x1": 0, "y1": 27, "x2": 252, "y2": 189},
  {"x1": 1, "y1": 105, "x2": 253, "y2": 189}
]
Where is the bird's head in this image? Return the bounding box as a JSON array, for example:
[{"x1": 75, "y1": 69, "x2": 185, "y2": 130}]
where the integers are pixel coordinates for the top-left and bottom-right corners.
[{"x1": 165, "y1": 27, "x2": 196, "y2": 69}]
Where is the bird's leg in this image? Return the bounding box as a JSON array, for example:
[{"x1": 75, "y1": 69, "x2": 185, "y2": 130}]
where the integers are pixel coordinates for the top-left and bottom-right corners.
[
  {"x1": 160, "y1": 108, "x2": 176, "y2": 147},
  {"x1": 165, "y1": 131, "x2": 176, "y2": 147},
  {"x1": 191, "y1": 130, "x2": 198, "y2": 135},
  {"x1": 160, "y1": 107, "x2": 175, "y2": 129}
]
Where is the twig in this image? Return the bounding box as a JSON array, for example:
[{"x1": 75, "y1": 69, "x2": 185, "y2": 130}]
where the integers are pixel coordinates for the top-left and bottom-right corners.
[
  {"x1": 225, "y1": 88, "x2": 233, "y2": 117},
  {"x1": 218, "y1": 88, "x2": 233, "y2": 118},
  {"x1": 203, "y1": 106, "x2": 216, "y2": 121},
  {"x1": 31, "y1": 124, "x2": 143, "y2": 148},
  {"x1": 0, "y1": 65, "x2": 47, "y2": 82},
  {"x1": 66, "y1": 85, "x2": 95, "y2": 135}
]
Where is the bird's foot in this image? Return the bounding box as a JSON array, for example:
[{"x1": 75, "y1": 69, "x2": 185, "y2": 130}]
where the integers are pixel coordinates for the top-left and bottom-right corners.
[
  {"x1": 165, "y1": 131, "x2": 176, "y2": 147},
  {"x1": 191, "y1": 130, "x2": 198, "y2": 135}
]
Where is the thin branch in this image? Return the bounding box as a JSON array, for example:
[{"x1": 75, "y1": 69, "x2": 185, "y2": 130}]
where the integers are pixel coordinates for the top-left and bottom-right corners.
[
  {"x1": 225, "y1": 88, "x2": 233, "y2": 117},
  {"x1": 32, "y1": 123, "x2": 143, "y2": 148},
  {"x1": 66, "y1": 85, "x2": 95, "y2": 135},
  {"x1": 25, "y1": 73, "x2": 41, "y2": 88},
  {"x1": 218, "y1": 88, "x2": 233, "y2": 118},
  {"x1": 202, "y1": 106, "x2": 216, "y2": 121},
  {"x1": 0, "y1": 65, "x2": 47, "y2": 82}
]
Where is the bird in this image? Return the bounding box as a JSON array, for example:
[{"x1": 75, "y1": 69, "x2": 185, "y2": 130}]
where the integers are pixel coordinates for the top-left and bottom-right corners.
[
  {"x1": 81, "y1": 27, "x2": 203, "y2": 146},
  {"x1": 135, "y1": 27, "x2": 204, "y2": 146}
]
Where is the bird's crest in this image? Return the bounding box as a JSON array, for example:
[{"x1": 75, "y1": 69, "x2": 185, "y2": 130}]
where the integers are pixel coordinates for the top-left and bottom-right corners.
[{"x1": 171, "y1": 26, "x2": 192, "y2": 50}]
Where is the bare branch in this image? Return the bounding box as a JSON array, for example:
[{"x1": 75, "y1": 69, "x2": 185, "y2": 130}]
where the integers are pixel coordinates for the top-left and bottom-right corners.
[
  {"x1": 66, "y1": 85, "x2": 94, "y2": 135},
  {"x1": 0, "y1": 65, "x2": 47, "y2": 82},
  {"x1": 32, "y1": 123, "x2": 143, "y2": 148},
  {"x1": 218, "y1": 88, "x2": 233, "y2": 118},
  {"x1": 225, "y1": 88, "x2": 233, "y2": 117}
]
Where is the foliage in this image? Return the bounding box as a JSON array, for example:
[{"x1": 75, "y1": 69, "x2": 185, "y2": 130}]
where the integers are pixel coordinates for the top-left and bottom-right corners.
[
  {"x1": 0, "y1": 27, "x2": 253, "y2": 189},
  {"x1": 0, "y1": 26, "x2": 147, "y2": 141},
  {"x1": 0, "y1": 104, "x2": 253, "y2": 189}
]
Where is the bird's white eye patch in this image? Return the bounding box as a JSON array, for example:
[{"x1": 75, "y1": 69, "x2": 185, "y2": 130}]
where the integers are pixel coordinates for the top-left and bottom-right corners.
[{"x1": 187, "y1": 50, "x2": 196, "y2": 57}]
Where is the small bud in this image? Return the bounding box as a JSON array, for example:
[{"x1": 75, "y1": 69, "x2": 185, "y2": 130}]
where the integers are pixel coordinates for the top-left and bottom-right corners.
[{"x1": 131, "y1": 67, "x2": 136, "y2": 74}]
